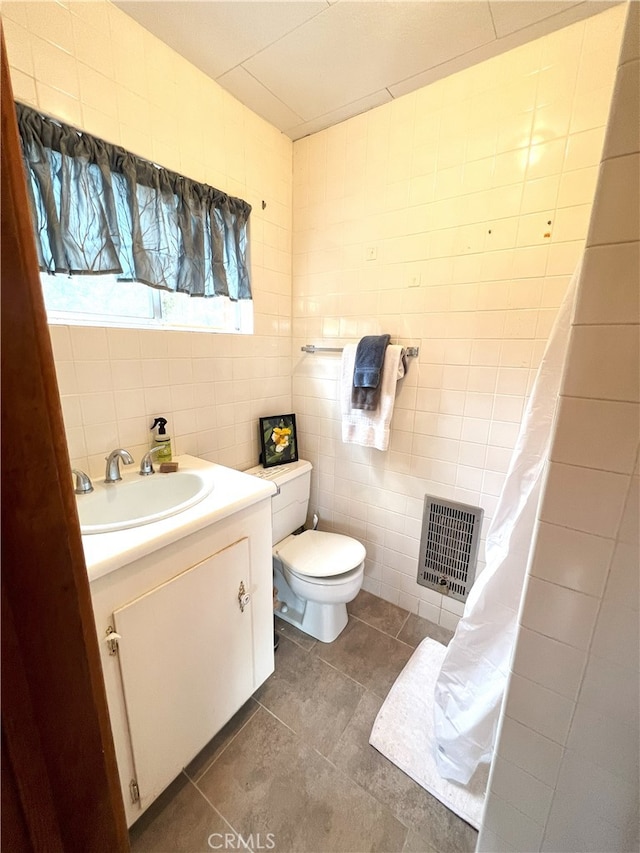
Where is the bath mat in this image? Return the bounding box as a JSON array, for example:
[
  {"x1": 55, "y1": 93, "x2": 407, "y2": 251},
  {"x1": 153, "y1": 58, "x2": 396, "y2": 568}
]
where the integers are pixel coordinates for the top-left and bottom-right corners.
[{"x1": 369, "y1": 637, "x2": 489, "y2": 829}]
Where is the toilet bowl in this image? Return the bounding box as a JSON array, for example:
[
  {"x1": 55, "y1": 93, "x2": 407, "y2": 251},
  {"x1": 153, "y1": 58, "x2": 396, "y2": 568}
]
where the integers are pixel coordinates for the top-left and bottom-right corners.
[
  {"x1": 245, "y1": 460, "x2": 366, "y2": 643},
  {"x1": 275, "y1": 529, "x2": 365, "y2": 642}
]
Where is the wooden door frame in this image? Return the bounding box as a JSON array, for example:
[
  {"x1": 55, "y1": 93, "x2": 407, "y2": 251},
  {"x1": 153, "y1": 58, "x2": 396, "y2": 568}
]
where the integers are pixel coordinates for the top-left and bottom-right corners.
[{"x1": 1, "y1": 29, "x2": 129, "y2": 852}]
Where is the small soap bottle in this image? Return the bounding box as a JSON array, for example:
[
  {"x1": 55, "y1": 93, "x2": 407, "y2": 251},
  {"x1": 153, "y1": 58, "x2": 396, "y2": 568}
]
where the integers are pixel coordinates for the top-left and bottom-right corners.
[{"x1": 151, "y1": 417, "x2": 172, "y2": 462}]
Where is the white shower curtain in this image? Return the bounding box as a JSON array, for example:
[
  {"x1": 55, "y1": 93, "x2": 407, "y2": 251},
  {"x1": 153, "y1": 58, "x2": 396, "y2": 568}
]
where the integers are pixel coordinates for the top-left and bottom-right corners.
[{"x1": 433, "y1": 262, "x2": 581, "y2": 785}]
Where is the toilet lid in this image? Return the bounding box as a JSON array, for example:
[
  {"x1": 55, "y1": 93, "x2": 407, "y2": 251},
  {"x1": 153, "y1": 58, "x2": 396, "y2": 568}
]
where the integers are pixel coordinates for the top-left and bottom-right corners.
[{"x1": 275, "y1": 530, "x2": 366, "y2": 578}]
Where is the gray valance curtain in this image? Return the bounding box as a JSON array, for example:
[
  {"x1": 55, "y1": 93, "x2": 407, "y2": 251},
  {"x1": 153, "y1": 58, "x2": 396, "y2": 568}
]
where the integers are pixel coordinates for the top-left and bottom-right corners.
[{"x1": 16, "y1": 102, "x2": 252, "y2": 300}]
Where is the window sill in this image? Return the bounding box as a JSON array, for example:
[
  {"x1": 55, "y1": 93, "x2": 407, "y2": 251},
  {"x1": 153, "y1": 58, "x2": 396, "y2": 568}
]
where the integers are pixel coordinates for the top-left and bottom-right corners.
[{"x1": 46, "y1": 315, "x2": 253, "y2": 335}]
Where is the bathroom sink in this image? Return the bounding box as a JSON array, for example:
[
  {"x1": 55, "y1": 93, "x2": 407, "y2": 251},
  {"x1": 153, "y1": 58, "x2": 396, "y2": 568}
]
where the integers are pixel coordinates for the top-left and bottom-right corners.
[{"x1": 77, "y1": 471, "x2": 214, "y2": 535}]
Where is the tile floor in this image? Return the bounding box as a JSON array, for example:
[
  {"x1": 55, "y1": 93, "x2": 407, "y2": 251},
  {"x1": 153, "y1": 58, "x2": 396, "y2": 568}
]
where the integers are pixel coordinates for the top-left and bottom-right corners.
[{"x1": 130, "y1": 590, "x2": 478, "y2": 853}]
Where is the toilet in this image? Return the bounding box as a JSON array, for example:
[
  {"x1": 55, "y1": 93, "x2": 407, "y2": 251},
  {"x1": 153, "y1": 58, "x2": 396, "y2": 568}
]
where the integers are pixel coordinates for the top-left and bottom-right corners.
[{"x1": 245, "y1": 459, "x2": 365, "y2": 643}]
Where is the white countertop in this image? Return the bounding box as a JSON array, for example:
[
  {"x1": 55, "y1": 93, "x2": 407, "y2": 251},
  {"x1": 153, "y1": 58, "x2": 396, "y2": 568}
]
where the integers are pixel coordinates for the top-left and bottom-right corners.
[{"x1": 82, "y1": 455, "x2": 276, "y2": 583}]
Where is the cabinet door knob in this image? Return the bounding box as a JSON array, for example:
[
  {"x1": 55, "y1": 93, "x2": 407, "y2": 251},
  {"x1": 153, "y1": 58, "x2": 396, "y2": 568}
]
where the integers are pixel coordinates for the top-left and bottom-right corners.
[{"x1": 238, "y1": 581, "x2": 251, "y2": 613}]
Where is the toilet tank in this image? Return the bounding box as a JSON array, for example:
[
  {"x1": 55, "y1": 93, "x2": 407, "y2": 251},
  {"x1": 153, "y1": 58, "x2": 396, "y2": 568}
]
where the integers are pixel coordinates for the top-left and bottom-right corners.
[{"x1": 244, "y1": 459, "x2": 312, "y2": 545}]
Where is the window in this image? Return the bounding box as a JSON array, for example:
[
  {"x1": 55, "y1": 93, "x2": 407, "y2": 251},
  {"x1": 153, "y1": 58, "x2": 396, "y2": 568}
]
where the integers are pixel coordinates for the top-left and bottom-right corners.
[
  {"x1": 18, "y1": 102, "x2": 253, "y2": 335},
  {"x1": 41, "y1": 273, "x2": 253, "y2": 333}
]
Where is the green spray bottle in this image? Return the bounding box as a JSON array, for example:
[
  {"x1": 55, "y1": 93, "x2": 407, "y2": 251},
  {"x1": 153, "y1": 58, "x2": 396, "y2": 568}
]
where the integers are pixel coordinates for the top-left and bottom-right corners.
[{"x1": 151, "y1": 417, "x2": 172, "y2": 462}]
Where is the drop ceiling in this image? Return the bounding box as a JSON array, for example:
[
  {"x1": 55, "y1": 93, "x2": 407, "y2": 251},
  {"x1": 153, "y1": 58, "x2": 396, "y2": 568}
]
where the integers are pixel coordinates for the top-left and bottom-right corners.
[{"x1": 115, "y1": 0, "x2": 619, "y2": 140}]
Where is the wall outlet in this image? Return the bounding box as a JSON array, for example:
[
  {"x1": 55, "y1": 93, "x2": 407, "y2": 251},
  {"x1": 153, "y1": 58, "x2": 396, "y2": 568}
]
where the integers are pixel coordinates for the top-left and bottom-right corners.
[
  {"x1": 365, "y1": 245, "x2": 377, "y2": 261},
  {"x1": 407, "y1": 271, "x2": 421, "y2": 288}
]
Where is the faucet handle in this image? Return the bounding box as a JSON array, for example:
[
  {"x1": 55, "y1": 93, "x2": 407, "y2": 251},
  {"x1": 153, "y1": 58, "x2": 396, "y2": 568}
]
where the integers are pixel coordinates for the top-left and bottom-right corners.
[
  {"x1": 72, "y1": 468, "x2": 94, "y2": 494},
  {"x1": 139, "y1": 445, "x2": 164, "y2": 476}
]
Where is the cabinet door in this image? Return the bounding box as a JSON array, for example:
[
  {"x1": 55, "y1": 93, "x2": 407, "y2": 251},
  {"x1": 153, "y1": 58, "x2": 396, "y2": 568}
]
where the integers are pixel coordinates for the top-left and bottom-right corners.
[{"x1": 113, "y1": 538, "x2": 254, "y2": 810}]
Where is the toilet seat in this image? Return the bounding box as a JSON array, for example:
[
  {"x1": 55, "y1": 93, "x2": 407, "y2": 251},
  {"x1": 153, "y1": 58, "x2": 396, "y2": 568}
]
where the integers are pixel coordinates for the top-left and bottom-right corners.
[
  {"x1": 286, "y1": 563, "x2": 364, "y2": 587},
  {"x1": 275, "y1": 529, "x2": 366, "y2": 579}
]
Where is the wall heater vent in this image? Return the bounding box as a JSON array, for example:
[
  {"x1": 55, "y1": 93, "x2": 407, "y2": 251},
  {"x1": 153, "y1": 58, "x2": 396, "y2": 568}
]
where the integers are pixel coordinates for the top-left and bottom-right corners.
[{"x1": 417, "y1": 496, "x2": 483, "y2": 602}]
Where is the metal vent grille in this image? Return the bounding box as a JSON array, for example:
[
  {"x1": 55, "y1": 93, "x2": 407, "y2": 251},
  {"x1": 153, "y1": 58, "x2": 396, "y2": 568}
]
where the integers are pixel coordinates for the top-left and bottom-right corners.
[{"x1": 417, "y1": 496, "x2": 483, "y2": 602}]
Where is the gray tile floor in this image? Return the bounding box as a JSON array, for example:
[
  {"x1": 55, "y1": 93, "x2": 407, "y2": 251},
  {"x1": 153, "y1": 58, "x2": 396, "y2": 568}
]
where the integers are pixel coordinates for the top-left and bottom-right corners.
[{"x1": 130, "y1": 590, "x2": 478, "y2": 853}]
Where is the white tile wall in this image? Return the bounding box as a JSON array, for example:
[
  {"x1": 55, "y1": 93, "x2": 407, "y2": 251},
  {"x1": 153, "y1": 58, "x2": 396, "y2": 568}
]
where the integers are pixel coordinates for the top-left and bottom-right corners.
[
  {"x1": 529, "y1": 521, "x2": 614, "y2": 597},
  {"x1": 3, "y1": 0, "x2": 293, "y2": 475},
  {"x1": 497, "y1": 715, "x2": 564, "y2": 789},
  {"x1": 511, "y1": 627, "x2": 587, "y2": 701},
  {"x1": 551, "y1": 396, "x2": 639, "y2": 473},
  {"x1": 480, "y1": 3, "x2": 640, "y2": 849},
  {"x1": 291, "y1": 5, "x2": 626, "y2": 626}
]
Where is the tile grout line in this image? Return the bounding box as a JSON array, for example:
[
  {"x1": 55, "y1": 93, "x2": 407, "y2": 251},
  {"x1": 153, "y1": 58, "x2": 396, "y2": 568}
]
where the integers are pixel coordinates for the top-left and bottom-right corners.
[
  {"x1": 275, "y1": 625, "x2": 317, "y2": 653},
  {"x1": 349, "y1": 606, "x2": 411, "y2": 641},
  {"x1": 255, "y1": 699, "x2": 411, "y2": 846},
  {"x1": 250, "y1": 695, "x2": 394, "y2": 817},
  {"x1": 307, "y1": 691, "x2": 432, "y2": 842},
  {"x1": 191, "y1": 701, "x2": 376, "y2": 844},
  {"x1": 347, "y1": 613, "x2": 418, "y2": 651},
  {"x1": 314, "y1": 741, "x2": 413, "y2": 846},
  {"x1": 256, "y1": 662, "x2": 367, "y2": 737},
  {"x1": 269, "y1": 634, "x2": 406, "y2": 727},
  {"x1": 255, "y1": 642, "x2": 408, "y2": 808},
  {"x1": 186, "y1": 772, "x2": 243, "y2": 838},
  {"x1": 229, "y1": 682, "x2": 469, "y2": 848},
  {"x1": 395, "y1": 610, "x2": 412, "y2": 640},
  {"x1": 255, "y1": 688, "x2": 361, "y2": 762},
  {"x1": 191, "y1": 702, "x2": 261, "y2": 784},
  {"x1": 311, "y1": 651, "x2": 371, "y2": 690},
  {"x1": 253, "y1": 697, "x2": 305, "y2": 738},
  {"x1": 194, "y1": 688, "x2": 469, "y2": 853},
  {"x1": 351, "y1": 600, "x2": 455, "y2": 647}
]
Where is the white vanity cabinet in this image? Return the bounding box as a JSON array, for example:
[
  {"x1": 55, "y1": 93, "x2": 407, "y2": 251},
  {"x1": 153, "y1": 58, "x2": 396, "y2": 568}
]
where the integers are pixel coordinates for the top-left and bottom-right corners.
[{"x1": 86, "y1": 457, "x2": 275, "y2": 827}]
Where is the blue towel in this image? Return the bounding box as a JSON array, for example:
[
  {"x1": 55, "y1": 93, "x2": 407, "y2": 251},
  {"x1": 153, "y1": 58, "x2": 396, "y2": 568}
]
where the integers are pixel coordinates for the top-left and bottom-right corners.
[{"x1": 352, "y1": 334, "x2": 390, "y2": 410}]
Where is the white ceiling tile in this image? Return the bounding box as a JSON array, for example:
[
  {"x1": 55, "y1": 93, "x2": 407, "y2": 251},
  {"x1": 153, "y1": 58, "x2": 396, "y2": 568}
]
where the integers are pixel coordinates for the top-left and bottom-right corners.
[
  {"x1": 114, "y1": 1, "x2": 329, "y2": 78},
  {"x1": 244, "y1": 1, "x2": 495, "y2": 121},
  {"x1": 219, "y1": 65, "x2": 304, "y2": 131},
  {"x1": 489, "y1": 0, "x2": 583, "y2": 37},
  {"x1": 391, "y1": 0, "x2": 620, "y2": 98},
  {"x1": 286, "y1": 88, "x2": 392, "y2": 140},
  {"x1": 115, "y1": 0, "x2": 623, "y2": 139}
]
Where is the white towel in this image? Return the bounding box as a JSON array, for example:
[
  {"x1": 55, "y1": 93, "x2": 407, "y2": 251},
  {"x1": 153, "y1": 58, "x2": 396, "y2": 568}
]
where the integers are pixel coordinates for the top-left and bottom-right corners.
[{"x1": 341, "y1": 344, "x2": 406, "y2": 451}]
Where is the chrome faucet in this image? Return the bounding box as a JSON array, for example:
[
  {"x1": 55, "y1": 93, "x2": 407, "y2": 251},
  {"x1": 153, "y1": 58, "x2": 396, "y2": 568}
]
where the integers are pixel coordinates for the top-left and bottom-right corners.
[
  {"x1": 72, "y1": 468, "x2": 93, "y2": 494},
  {"x1": 139, "y1": 445, "x2": 164, "y2": 476},
  {"x1": 105, "y1": 448, "x2": 134, "y2": 483}
]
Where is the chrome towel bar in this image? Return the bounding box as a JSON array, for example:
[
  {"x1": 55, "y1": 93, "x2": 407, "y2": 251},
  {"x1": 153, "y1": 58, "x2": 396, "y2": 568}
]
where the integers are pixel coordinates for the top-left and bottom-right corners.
[{"x1": 301, "y1": 344, "x2": 419, "y2": 358}]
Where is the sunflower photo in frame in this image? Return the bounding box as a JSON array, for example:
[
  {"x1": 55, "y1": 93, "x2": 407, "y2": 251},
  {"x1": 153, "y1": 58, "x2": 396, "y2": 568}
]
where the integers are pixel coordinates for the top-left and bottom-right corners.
[{"x1": 259, "y1": 414, "x2": 299, "y2": 468}]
